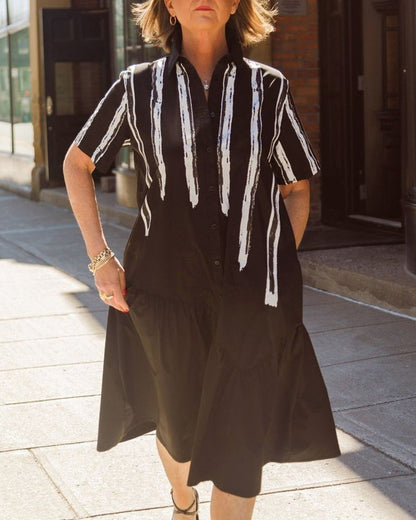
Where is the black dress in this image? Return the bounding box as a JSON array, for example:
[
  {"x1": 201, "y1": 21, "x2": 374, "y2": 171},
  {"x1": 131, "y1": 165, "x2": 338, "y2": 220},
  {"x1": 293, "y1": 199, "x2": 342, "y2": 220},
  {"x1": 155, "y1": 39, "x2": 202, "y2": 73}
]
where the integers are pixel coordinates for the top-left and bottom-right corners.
[{"x1": 75, "y1": 24, "x2": 341, "y2": 498}]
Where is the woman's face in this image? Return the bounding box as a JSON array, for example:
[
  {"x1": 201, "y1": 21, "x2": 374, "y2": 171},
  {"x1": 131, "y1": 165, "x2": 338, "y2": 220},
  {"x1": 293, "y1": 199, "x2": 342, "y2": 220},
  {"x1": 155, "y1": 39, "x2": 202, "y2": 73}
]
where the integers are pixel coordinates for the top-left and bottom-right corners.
[{"x1": 164, "y1": 0, "x2": 240, "y2": 34}]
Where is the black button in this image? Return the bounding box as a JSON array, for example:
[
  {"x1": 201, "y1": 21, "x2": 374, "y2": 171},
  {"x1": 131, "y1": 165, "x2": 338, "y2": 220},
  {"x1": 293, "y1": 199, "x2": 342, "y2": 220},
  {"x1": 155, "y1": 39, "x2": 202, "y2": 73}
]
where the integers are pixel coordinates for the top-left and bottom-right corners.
[
  {"x1": 210, "y1": 112, "x2": 215, "y2": 118},
  {"x1": 210, "y1": 223, "x2": 218, "y2": 229},
  {"x1": 214, "y1": 259, "x2": 221, "y2": 266},
  {"x1": 208, "y1": 185, "x2": 216, "y2": 192},
  {"x1": 206, "y1": 147, "x2": 212, "y2": 153}
]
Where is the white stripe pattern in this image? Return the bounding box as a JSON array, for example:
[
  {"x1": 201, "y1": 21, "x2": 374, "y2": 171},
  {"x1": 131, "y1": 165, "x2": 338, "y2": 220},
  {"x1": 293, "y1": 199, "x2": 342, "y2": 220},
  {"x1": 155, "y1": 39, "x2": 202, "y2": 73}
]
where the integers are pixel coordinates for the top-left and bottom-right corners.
[
  {"x1": 267, "y1": 76, "x2": 287, "y2": 163},
  {"x1": 91, "y1": 92, "x2": 128, "y2": 164},
  {"x1": 275, "y1": 137, "x2": 297, "y2": 183},
  {"x1": 176, "y1": 62, "x2": 199, "y2": 208},
  {"x1": 285, "y1": 93, "x2": 319, "y2": 175},
  {"x1": 238, "y1": 61, "x2": 264, "y2": 270},
  {"x1": 150, "y1": 58, "x2": 167, "y2": 200},
  {"x1": 264, "y1": 175, "x2": 281, "y2": 307},
  {"x1": 123, "y1": 67, "x2": 153, "y2": 236},
  {"x1": 217, "y1": 63, "x2": 237, "y2": 216}
]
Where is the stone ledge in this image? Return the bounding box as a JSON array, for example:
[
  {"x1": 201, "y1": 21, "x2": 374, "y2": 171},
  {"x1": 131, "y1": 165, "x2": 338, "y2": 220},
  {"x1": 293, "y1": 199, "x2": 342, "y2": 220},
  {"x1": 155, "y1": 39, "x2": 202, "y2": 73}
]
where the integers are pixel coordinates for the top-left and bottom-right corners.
[{"x1": 300, "y1": 245, "x2": 416, "y2": 318}]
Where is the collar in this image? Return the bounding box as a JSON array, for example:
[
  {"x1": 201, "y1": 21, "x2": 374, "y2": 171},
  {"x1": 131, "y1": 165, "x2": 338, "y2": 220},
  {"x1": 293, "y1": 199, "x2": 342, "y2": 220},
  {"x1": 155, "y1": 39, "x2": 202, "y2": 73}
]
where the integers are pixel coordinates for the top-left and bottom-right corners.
[{"x1": 166, "y1": 19, "x2": 245, "y2": 77}]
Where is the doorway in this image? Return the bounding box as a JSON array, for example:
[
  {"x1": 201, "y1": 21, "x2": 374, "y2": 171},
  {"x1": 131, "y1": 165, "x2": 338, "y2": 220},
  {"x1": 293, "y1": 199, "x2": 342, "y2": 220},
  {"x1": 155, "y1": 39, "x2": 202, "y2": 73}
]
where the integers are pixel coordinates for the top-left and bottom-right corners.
[
  {"x1": 42, "y1": 8, "x2": 110, "y2": 186},
  {"x1": 318, "y1": 0, "x2": 402, "y2": 230}
]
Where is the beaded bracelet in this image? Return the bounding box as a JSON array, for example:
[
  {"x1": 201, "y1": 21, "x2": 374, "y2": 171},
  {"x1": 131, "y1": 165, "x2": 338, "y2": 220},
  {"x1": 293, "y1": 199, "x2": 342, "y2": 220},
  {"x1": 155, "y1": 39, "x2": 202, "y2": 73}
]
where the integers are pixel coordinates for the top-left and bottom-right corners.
[{"x1": 88, "y1": 247, "x2": 115, "y2": 275}]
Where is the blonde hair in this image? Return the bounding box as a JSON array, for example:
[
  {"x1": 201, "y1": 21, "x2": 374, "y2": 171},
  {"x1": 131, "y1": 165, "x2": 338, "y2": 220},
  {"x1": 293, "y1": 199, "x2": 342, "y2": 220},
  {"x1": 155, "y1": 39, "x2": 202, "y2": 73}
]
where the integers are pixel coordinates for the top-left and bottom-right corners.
[{"x1": 132, "y1": 0, "x2": 277, "y2": 53}]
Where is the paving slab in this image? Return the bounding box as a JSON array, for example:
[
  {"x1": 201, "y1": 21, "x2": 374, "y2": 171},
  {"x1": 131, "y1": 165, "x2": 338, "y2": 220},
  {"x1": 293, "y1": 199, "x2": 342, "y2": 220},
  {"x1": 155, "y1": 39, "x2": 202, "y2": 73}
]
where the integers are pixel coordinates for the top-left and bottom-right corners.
[
  {"x1": 0, "y1": 195, "x2": 75, "y2": 233},
  {"x1": 33, "y1": 435, "x2": 212, "y2": 518},
  {"x1": 311, "y1": 320, "x2": 416, "y2": 366},
  {"x1": 0, "y1": 334, "x2": 104, "y2": 370},
  {"x1": 336, "y1": 397, "x2": 416, "y2": 471},
  {"x1": 253, "y1": 474, "x2": 416, "y2": 520},
  {"x1": 0, "y1": 236, "x2": 47, "y2": 267},
  {"x1": 0, "y1": 310, "x2": 107, "y2": 342},
  {"x1": 0, "y1": 255, "x2": 65, "y2": 282},
  {"x1": 303, "y1": 300, "x2": 403, "y2": 333},
  {"x1": 2, "y1": 221, "x2": 130, "y2": 283},
  {"x1": 32, "y1": 430, "x2": 411, "y2": 518},
  {"x1": 303, "y1": 286, "x2": 339, "y2": 306},
  {"x1": 322, "y1": 352, "x2": 416, "y2": 411},
  {"x1": 0, "y1": 189, "x2": 17, "y2": 198},
  {"x1": 79, "y1": 511, "x2": 185, "y2": 520},
  {"x1": 0, "y1": 271, "x2": 102, "y2": 319},
  {"x1": 78, "y1": 503, "x2": 212, "y2": 520},
  {"x1": 0, "y1": 362, "x2": 102, "y2": 404},
  {"x1": 262, "y1": 430, "x2": 412, "y2": 492},
  {"x1": 0, "y1": 396, "x2": 99, "y2": 451},
  {"x1": 0, "y1": 450, "x2": 75, "y2": 520}
]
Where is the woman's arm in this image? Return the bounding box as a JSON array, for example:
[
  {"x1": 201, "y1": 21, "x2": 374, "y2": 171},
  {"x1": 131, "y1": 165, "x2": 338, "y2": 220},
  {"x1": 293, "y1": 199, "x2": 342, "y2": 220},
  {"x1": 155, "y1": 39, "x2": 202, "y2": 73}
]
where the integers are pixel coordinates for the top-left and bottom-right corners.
[
  {"x1": 279, "y1": 179, "x2": 310, "y2": 250},
  {"x1": 63, "y1": 143, "x2": 129, "y2": 312}
]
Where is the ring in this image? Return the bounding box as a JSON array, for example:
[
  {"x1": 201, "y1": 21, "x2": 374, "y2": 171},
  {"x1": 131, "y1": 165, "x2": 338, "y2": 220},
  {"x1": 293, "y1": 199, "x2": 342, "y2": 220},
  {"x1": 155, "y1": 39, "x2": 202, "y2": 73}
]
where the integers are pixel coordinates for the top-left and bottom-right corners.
[{"x1": 99, "y1": 292, "x2": 114, "y2": 300}]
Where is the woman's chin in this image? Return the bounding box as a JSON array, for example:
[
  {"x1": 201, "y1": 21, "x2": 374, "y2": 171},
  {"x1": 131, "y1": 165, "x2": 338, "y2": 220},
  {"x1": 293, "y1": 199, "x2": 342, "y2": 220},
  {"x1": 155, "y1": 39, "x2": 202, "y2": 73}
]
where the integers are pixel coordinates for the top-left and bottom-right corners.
[{"x1": 184, "y1": 19, "x2": 222, "y2": 33}]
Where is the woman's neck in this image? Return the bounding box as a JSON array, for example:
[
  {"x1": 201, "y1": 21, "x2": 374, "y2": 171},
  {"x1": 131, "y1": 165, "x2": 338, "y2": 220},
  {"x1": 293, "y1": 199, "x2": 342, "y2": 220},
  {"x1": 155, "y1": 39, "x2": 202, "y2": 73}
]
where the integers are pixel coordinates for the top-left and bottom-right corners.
[{"x1": 180, "y1": 27, "x2": 229, "y2": 82}]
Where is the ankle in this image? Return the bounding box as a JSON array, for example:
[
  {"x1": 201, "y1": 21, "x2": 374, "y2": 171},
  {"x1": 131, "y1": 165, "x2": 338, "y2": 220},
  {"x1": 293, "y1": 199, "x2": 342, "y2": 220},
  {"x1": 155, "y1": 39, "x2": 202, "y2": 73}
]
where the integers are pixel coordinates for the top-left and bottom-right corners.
[{"x1": 171, "y1": 486, "x2": 197, "y2": 511}]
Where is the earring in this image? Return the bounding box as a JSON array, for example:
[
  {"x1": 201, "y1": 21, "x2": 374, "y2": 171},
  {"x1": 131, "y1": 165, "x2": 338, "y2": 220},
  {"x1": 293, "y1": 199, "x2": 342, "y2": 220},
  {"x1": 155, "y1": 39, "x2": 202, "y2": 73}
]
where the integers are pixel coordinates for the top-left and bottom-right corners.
[{"x1": 169, "y1": 14, "x2": 177, "y2": 26}]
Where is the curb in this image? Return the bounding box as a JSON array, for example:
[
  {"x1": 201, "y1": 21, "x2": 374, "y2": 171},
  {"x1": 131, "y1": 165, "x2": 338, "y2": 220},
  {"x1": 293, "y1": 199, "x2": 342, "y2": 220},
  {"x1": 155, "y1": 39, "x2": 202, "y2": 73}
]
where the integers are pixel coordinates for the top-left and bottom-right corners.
[{"x1": 300, "y1": 257, "x2": 416, "y2": 318}]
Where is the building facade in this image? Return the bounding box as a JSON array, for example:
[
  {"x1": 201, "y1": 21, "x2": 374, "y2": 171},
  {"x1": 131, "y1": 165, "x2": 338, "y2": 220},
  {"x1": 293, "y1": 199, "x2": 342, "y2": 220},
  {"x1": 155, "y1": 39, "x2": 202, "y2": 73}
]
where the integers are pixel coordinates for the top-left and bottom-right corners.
[{"x1": 0, "y1": 0, "x2": 414, "y2": 234}]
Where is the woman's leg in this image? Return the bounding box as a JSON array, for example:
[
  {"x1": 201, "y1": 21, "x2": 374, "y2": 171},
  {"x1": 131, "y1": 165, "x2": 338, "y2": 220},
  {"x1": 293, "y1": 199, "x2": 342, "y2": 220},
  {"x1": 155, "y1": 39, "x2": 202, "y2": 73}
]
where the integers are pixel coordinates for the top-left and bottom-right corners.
[
  {"x1": 210, "y1": 485, "x2": 257, "y2": 520},
  {"x1": 156, "y1": 436, "x2": 197, "y2": 518},
  {"x1": 156, "y1": 435, "x2": 257, "y2": 520}
]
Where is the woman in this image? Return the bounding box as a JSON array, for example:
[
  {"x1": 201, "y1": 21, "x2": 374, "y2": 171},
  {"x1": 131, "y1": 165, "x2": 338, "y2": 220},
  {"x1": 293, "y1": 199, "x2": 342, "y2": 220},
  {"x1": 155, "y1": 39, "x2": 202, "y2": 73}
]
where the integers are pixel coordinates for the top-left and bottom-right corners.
[{"x1": 63, "y1": 0, "x2": 341, "y2": 518}]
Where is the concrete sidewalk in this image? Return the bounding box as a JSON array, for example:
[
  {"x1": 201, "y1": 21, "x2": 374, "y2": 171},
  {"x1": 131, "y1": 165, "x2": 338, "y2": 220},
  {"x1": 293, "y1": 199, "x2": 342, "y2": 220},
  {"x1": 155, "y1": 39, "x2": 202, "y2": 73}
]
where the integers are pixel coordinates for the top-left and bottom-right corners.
[{"x1": 1, "y1": 188, "x2": 415, "y2": 520}]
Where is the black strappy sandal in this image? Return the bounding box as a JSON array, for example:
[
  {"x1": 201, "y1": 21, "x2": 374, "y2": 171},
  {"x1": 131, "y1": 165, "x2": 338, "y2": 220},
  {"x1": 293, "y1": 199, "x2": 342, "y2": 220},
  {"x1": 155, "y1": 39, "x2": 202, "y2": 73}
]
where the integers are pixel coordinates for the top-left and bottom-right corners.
[{"x1": 170, "y1": 487, "x2": 199, "y2": 519}]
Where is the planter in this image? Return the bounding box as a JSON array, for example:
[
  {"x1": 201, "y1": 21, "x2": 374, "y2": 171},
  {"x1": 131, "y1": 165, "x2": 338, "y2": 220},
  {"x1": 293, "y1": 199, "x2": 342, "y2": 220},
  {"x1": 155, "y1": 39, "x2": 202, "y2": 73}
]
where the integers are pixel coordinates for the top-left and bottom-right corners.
[
  {"x1": 113, "y1": 166, "x2": 138, "y2": 208},
  {"x1": 404, "y1": 186, "x2": 416, "y2": 275}
]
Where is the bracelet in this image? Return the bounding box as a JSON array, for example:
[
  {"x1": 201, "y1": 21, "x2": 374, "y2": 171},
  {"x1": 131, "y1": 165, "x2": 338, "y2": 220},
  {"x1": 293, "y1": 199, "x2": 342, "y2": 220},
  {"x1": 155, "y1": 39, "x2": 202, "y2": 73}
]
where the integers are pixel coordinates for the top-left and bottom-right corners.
[{"x1": 88, "y1": 247, "x2": 115, "y2": 275}]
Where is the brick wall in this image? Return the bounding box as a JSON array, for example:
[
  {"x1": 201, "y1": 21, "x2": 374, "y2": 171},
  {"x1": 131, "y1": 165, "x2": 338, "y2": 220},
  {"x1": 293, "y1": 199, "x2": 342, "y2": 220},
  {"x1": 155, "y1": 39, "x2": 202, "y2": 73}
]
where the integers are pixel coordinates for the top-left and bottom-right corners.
[{"x1": 271, "y1": 0, "x2": 322, "y2": 225}]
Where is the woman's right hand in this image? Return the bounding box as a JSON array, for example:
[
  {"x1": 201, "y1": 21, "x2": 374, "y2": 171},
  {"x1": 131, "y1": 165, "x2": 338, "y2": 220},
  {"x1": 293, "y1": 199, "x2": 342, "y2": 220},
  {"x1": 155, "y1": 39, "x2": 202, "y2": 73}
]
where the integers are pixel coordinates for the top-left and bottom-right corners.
[{"x1": 94, "y1": 256, "x2": 130, "y2": 313}]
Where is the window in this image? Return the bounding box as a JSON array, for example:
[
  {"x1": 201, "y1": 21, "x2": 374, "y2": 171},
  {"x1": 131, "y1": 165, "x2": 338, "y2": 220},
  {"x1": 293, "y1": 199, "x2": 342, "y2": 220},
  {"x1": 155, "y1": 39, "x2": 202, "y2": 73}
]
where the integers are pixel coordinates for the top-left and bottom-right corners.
[
  {"x1": 126, "y1": 10, "x2": 161, "y2": 66},
  {"x1": 10, "y1": 28, "x2": 32, "y2": 155},
  {"x1": 0, "y1": 1, "x2": 7, "y2": 29},
  {"x1": 113, "y1": 0, "x2": 162, "y2": 76},
  {"x1": 0, "y1": 2, "x2": 32, "y2": 158},
  {"x1": 8, "y1": 0, "x2": 29, "y2": 25},
  {"x1": 114, "y1": 0, "x2": 125, "y2": 75},
  {"x1": 0, "y1": 36, "x2": 12, "y2": 153}
]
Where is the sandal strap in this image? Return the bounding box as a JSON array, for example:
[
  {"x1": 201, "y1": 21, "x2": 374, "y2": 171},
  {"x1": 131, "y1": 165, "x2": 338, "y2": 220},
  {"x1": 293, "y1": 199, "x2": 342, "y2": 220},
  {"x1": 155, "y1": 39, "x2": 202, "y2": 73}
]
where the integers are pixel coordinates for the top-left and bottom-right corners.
[{"x1": 170, "y1": 487, "x2": 199, "y2": 515}]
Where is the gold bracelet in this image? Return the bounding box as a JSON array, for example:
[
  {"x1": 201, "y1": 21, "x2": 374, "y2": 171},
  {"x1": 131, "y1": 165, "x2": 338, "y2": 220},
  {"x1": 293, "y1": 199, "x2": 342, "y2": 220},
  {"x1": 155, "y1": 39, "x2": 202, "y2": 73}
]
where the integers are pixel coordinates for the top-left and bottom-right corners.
[{"x1": 88, "y1": 247, "x2": 115, "y2": 275}]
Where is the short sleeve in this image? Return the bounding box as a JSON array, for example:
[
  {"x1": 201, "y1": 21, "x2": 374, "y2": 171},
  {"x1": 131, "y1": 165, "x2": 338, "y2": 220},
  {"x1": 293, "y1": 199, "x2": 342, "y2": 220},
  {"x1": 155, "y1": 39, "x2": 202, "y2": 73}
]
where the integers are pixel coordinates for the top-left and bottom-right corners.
[
  {"x1": 271, "y1": 80, "x2": 320, "y2": 185},
  {"x1": 74, "y1": 75, "x2": 129, "y2": 174}
]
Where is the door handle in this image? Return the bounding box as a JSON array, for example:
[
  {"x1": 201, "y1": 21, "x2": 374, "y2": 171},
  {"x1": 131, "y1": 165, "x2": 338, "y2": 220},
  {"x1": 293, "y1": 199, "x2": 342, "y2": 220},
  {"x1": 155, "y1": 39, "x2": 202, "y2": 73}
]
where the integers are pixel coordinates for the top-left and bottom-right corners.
[{"x1": 46, "y1": 96, "x2": 54, "y2": 116}]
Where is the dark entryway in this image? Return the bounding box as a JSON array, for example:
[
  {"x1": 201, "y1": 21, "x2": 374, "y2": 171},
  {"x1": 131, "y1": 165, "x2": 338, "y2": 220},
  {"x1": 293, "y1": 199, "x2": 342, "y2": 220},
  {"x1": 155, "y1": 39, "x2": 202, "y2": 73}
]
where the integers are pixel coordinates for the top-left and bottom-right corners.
[
  {"x1": 318, "y1": 0, "x2": 402, "y2": 230},
  {"x1": 42, "y1": 8, "x2": 111, "y2": 186}
]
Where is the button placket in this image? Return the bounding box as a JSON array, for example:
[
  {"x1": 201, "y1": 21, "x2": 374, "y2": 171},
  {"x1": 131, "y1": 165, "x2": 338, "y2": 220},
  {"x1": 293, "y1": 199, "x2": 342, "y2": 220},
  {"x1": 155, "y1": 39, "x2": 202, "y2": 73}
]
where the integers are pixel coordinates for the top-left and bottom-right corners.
[{"x1": 185, "y1": 59, "x2": 225, "y2": 283}]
